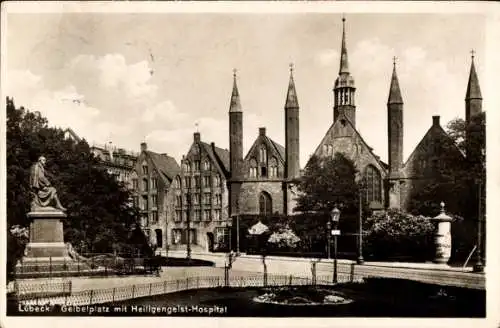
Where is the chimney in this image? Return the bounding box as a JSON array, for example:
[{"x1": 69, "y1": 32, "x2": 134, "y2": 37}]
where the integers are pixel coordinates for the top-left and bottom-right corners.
[
  {"x1": 194, "y1": 132, "x2": 201, "y2": 143},
  {"x1": 259, "y1": 127, "x2": 266, "y2": 136},
  {"x1": 211, "y1": 142, "x2": 215, "y2": 150},
  {"x1": 140, "y1": 142, "x2": 147, "y2": 152},
  {"x1": 432, "y1": 115, "x2": 440, "y2": 127}
]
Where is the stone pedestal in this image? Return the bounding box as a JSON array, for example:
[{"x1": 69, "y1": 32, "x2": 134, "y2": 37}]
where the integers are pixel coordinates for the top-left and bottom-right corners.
[
  {"x1": 25, "y1": 208, "x2": 69, "y2": 258},
  {"x1": 431, "y1": 202, "x2": 453, "y2": 264}
]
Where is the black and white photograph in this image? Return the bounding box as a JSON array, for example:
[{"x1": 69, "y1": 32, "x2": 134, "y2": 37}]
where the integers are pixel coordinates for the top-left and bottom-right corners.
[{"x1": 1, "y1": 1, "x2": 498, "y2": 327}]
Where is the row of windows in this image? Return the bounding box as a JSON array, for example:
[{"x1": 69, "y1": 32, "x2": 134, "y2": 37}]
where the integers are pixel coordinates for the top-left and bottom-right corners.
[
  {"x1": 174, "y1": 209, "x2": 222, "y2": 222},
  {"x1": 172, "y1": 229, "x2": 197, "y2": 245},
  {"x1": 175, "y1": 193, "x2": 222, "y2": 206},
  {"x1": 132, "y1": 177, "x2": 158, "y2": 191},
  {"x1": 133, "y1": 194, "x2": 159, "y2": 211},
  {"x1": 182, "y1": 160, "x2": 213, "y2": 173},
  {"x1": 174, "y1": 175, "x2": 222, "y2": 188},
  {"x1": 249, "y1": 165, "x2": 279, "y2": 178},
  {"x1": 141, "y1": 211, "x2": 159, "y2": 226}
]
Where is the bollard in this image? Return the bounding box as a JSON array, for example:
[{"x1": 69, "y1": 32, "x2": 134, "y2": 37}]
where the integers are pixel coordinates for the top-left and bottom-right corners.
[
  {"x1": 289, "y1": 275, "x2": 293, "y2": 286},
  {"x1": 132, "y1": 285, "x2": 135, "y2": 299},
  {"x1": 149, "y1": 283, "x2": 152, "y2": 296},
  {"x1": 176, "y1": 279, "x2": 179, "y2": 291},
  {"x1": 112, "y1": 288, "x2": 116, "y2": 303},
  {"x1": 89, "y1": 290, "x2": 94, "y2": 305},
  {"x1": 49, "y1": 257, "x2": 52, "y2": 277},
  {"x1": 186, "y1": 277, "x2": 189, "y2": 290},
  {"x1": 164, "y1": 280, "x2": 167, "y2": 293}
]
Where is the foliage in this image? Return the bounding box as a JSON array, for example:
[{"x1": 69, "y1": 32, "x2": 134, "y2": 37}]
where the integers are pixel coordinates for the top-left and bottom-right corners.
[
  {"x1": 409, "y1": 113, "x2": 485, "y2": 223},
  {"x1": 268, "y1": 228, "x2": 300, "y2": 249},
  {"x1": 6, "y1": 98, "x2": 150, "y2": 277},
  {"x1": 363, "y1": 209, "x2": 435, "y2": 261},
  {"x1": 295, "y1": 153, "x2": 359, "y2": 215}
]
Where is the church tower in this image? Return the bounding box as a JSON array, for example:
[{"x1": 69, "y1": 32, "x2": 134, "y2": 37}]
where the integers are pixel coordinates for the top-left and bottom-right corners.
[
  {"x1": 228, "y1": 70, "x2": 243, "y2": 217},
  {"x1": 285, "y1": 64, "x2": 300, "y2": 180},
  {"x1": 465, "y1": 51, "x2": 482, "y2": 160},
  {"x1": 387, "y1": 58, "x2": 404, "y2": 179},
  {"x1": 333, "y1": 17, "x2": 356, "y2": 126},
  {"x1": 387, "y1": 58, "x2": 404, "y2": 209}
]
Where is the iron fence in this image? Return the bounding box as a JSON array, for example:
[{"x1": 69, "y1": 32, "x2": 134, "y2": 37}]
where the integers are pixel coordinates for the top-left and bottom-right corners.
[
  {"x1": 15, "y1": 254, "x2": 162, "y2": 279},
  {"x1": 15, "y1": 270, "x2": 362, "y2": 307}
]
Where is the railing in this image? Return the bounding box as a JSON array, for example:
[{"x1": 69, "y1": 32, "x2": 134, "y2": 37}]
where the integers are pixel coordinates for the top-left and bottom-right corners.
[
  {"x1": 15, "y1": 272, "x2": 362, "y2": 306},
  {"x1": 15, "y1": 253, "x2": 162, "y2": 279}
]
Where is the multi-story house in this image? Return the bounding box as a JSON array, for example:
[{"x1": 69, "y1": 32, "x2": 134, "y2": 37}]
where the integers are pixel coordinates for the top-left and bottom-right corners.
[
  {"x1": 169, "y1": 132, "x2": 230, "y2": 252},
  {"x1": 131, "y1": 142, "x2": 180, "y2": 254}
]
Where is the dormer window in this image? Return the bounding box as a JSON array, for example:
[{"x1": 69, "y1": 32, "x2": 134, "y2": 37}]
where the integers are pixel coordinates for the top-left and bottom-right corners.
[
  {"x1": 203, "y1": 160, "x2": 211, "y2": 171},
  {"x1": 249, "y1": 158, "x2": 257, "y2": 178},
  {"x1": 142, "y1": 165, "x2": 148, "y2": 175}
]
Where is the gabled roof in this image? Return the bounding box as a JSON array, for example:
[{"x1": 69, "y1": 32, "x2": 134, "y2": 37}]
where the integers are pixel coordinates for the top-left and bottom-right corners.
[
  {"x1": 244, "y1": 133, "x2": 286, "y2": 164},
  {"x1": 199, "y1": 141, "x2": 230, "y2": 178},
  {"x1": 403, "y1": 119, "x2": 465, "y2": 168},
  {"x1": 63, "y1": 128, "x2": 82, "y2": 143},
  {"x1": 144, "y1": 151, "x2": 180, "y2": 182},
  {"x1": 309, "y1": 111, "x2": 387, "y2": 174}
]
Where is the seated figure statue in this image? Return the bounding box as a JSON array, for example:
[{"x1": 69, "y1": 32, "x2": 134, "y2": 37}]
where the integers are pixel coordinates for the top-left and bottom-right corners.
[{"x1": 29, "y1": 156, "x2": 66, "y2": 211}]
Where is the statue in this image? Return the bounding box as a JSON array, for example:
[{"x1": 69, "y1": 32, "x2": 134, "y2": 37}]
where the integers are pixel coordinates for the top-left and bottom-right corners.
[{"x1": 29, "y1": 156, "x2": 66, "y2": 211}]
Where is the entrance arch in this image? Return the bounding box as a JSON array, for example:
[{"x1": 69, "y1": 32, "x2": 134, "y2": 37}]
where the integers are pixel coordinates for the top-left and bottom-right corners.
[{"x1": 259, "y1": 191, "x2": 272, "y2": 216}]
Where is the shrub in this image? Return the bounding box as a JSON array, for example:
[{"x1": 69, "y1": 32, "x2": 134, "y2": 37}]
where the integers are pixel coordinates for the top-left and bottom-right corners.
[{"x1": 363, "y1": 209, "x2": 435, "y2": 261}]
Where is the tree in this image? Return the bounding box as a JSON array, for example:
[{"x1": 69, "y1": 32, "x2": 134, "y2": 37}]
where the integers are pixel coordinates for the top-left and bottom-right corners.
[
  {"x1": 409, "y1": 113, "x2": 485, "y2": 220},
  {"x1": 295, "y1": 153, "x2": 359, "y2": 215},
  {"x1": 363, "y1": 209, "x2": 435, "y2": 261},
  {"x1": 6, "y1": 98, "x2": 148, "y2": 277}
]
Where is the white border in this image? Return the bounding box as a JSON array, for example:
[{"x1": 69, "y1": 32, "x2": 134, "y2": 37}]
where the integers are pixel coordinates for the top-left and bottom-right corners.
[{"x1": 1, "y1": 2, "x2": 499, "y2": 328}]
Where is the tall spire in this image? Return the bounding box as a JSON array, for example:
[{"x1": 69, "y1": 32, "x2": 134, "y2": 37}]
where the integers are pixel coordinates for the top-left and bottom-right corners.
[
  {"x1": 388, "y1": 56, "x2": 403, "y2": 104},
  {"x1": 229, "y1": 68, "x2": 242, "y2": 112},
  {"x1": 285, "y1": 63, "x2": 299, "y2": 108},
  {"x1": 333, "y1": 15, "x2": 356, "y2": 125},
  {"x1": 339, "y1": 16, "x2": 349, "y2": 74},
  {"x1": 466, "y1": 50, "x2": 482, "y2": 100}
]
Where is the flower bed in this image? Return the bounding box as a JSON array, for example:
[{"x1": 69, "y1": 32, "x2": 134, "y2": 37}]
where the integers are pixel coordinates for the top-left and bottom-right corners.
[{"x1": 253, "y1": 286, "x2": 352, "y2": 306}]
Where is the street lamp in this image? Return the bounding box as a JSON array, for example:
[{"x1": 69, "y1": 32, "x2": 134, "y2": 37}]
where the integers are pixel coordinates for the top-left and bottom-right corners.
[
  {"x1": 330, "y1": 206, "x2": 341, "y2": 284},
  {"x1": 473, "y1": 177, "x2": 484, "y2": 273},
  {"x1": 326, "y1": 221, "x2": 332, "y2": 260},
  {"x1": 186, "y1": 194, "x2": 191, "y2": 261},
  {"x1": 358, "y1": 179, "x2": 366, "y2": 264},
  {"x1": 473, "y1": 147, "x2": 485, "y2": 273}
]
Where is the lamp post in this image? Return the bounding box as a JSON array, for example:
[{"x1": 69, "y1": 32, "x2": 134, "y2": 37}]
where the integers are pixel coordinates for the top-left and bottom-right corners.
[
  {"x1": 331, "y1": 206, "x2": 341, "y2": 284},
  {"x1": 326, "y1": 221, "x2": 332, "y2": 260},
  {"x1": 473, "y1": 177, "x2": 484, "y2": 273},
  {"x1": 357, "y1": 179, "x2": 366, "y2": 265}
]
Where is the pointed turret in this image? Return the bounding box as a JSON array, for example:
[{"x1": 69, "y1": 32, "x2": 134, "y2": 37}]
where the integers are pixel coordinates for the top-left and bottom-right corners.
[
  {"x1": 466, "y1": 52, "x2": 482, "y2": 101},
  {"x1": 388, "y1": 59, "x2": 403, "y2": 104},
  {"x1": 387, "y1": 57, "x2": 404, "y2": 188},
  {"x1": 465, "y1": 51, "x2": 483, "y2": 161},
  {"x1": 229, "y1": 70, "x2": 242, "y2": 113},
  {"x1": 339, "y1": 17, "x2": 350, "y2": 74},
  {"x1": 285, "y1": 64, "x2": 300, "y2": 182},
  {"x1": 333, "y1": 16, "x2": 356, "y2": 126},
  {"x1": 285, "y1": 64, "x2": 299, "y2": 109}
]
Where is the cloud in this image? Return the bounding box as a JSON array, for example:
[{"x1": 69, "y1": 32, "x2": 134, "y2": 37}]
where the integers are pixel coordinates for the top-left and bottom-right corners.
[
  {"x1": 316, "y1": 49, "x2": 339, "y2": 67},
  {"x1": 141, "y1": 100, "x2": 188, "y2": 124}
]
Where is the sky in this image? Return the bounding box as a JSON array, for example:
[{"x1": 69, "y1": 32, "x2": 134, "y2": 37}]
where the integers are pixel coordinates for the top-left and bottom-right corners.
[{"x1": 3, "y1": 11, "x2": 487, "y2": 168}]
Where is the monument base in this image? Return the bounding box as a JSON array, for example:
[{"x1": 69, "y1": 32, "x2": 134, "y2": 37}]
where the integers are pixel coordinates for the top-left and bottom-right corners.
[{"x1": 15, "y1": 208, "x2": 87, "y2": 277}]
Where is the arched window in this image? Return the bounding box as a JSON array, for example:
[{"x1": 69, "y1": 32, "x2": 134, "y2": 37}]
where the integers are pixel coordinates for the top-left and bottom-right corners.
[
  {"x1": 259, "y1": 191, "x2": 272, "y2": 216},
  {"x1": 183, "y1": 161, "x2": 191, "y2": 173},
  {"x1": 142, "y1": 178, "x2": 149, "y2": 191},
  {"x1": 175, "y1": 176, "x2": 181, "y2": 188},
  {"x1": 259, "y1": 146, "x2": 267, "y2": 163},
  {"x1": 269, "y1": 157, "x2": 278, "y2": 178},
  {"x1": 249, "y1": 158, "x2": 257, "y2": 178},
  {"x1": 364, "y1": 165, "x2": 382, "y2": 204},
  {"x1": 203, "y1": 160, "x2": 211, "y2": 171}
]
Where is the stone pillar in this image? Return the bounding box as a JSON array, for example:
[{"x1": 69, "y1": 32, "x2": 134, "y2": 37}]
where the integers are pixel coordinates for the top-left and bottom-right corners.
[
  {"x1": 24, "y1": 208, "x2": 70, "y2": 259},
  {"x1": 431, "y1": 202, "x2": 453, "y2": 264}
]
